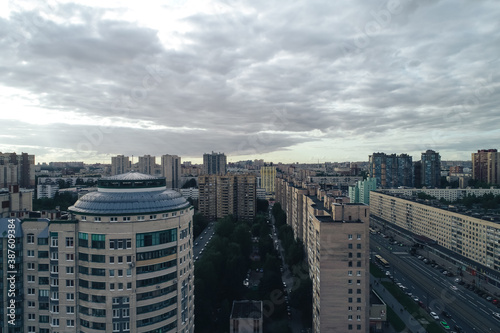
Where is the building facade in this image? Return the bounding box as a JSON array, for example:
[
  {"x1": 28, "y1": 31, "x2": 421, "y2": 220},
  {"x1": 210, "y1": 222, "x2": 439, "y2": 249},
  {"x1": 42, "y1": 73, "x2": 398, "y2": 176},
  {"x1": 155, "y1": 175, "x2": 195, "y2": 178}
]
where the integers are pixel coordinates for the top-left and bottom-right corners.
[
  {"x1": 370, "y1": 191, "x2": 500, "y2": 285},
  {"x1": 420, "y1": 150, "x2": 441, "y2": 188},
  {"x1": 111, "y1": 155, "x2": 130, "y2": 176},
  {"x1": 0, "y1": 186, "x2": 33, "y2": 218},
  {"x1": 369, "y1": 153, "x2": 413, "y2": 188},
  {"x1": 0, "y1": 152, "x2": 36, "y2": 188},
  {"x1": 349, "y1": 178, "x2": 377, "y2": 205},
  {"x1": 202, "y1": 152, "x2": 227, "y2": 175},
  {"x1": 198, "y1": 174, "x2": 256, "y2": 221},
  {"x1": 472, "y1": 149, "x2": 500, "y2": 185},
  {"x1": 11, "y1": 172, "x2": 195, "y2": 333},
  {"x1": 275, "y1": 176, "x2": 370, "y2": 333},
  {"x1": 260, "y1": 166, "x2": 276, "y2": 194},
  {"x1": 161, "y1": 155, "x2": 181, "y2": 189},
  {"x1": 137, "y1": 155, "x2": 157, "y2": 176}
]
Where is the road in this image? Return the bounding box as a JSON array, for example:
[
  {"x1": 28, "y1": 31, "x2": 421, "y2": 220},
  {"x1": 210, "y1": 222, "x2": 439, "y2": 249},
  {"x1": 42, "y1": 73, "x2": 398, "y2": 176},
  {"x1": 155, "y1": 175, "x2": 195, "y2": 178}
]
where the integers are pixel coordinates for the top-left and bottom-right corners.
[
  {"x1": 371, "y1": 233, "x2": 500, "y2": 332},
  {"x1": 193, "y1": 222, "x2": 215, "y2": 260}
]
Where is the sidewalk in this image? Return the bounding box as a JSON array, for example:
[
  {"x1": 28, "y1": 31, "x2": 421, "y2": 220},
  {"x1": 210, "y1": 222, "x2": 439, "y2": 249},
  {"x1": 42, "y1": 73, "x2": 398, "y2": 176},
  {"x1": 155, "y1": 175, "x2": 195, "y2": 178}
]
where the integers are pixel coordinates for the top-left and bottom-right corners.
[{"x1": 371, "y1": 276, "x2": 427, "y2": 333}]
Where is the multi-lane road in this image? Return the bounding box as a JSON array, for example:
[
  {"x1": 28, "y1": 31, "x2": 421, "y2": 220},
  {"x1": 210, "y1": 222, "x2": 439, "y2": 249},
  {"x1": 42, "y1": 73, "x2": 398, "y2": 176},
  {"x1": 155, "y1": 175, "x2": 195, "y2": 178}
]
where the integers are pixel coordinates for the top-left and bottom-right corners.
[
  {"x1": 193, "y1": 222, "x2": 215, "y2": 260},
  {"x1": 371, "y1": 233, "x2": 500, "y2": 332}
]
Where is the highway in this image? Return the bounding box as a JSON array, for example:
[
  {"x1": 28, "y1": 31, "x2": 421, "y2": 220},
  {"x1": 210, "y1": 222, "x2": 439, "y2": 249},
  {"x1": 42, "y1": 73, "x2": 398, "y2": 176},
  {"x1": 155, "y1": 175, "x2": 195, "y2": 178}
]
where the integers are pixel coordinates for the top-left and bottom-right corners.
[{"x1": 371, "y1": 234, "x2": 500, "y2": 332}]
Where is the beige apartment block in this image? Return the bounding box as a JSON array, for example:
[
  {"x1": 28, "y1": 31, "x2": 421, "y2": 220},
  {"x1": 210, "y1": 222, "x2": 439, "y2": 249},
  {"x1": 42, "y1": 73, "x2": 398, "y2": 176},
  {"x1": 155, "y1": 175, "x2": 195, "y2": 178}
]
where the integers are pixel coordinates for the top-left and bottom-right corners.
[
  {"x1": 370, "y1": 191, "x2": 500, "y2": 276},
  {"x1": 260, "y1": 166, "x2": 276, "y2": 194}
]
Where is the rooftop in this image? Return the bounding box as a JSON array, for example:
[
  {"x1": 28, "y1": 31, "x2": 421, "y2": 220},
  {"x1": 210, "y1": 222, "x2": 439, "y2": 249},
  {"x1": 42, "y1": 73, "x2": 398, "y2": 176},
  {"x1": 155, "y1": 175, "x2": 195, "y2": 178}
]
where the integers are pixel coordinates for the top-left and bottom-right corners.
[{"x1": 230, "y1": 300, "x2": 262, "y2": 319}]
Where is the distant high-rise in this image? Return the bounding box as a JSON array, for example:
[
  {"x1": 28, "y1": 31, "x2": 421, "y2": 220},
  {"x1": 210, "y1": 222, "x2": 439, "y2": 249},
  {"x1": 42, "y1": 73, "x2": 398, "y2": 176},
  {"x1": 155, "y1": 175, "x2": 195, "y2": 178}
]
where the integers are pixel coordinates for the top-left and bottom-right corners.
[
  {"x1": 349, "y1": 177, "x2": 377, "y2": 204},
  {"x1": 161, "y1": 154, "x2": 181, "y2": 188},
  {"x1": 260, "y1": 165, "x2": 276, "y2": 194},
  {"x1": 137, "y1": 155, "x2": 156, "y2": 175},
  {"x1": 111, "y1": 155, "x2": 130, "y2": 175},
  {"x1": 420, "y1": 150, "x2": 441, "y2": 188},
  {"x1": 368, "y1": 153, "x2": 413, "y2": 188},
  {"x1": 472, "y1": 149, "x2": 500, "y2": 185},
  {"x1": 203, "y1": 152, "x2": 227, "y2": 175},
  {"x1": 0, "y1": 152, "x2": 35, "y2": 188},
  {"x1": 198, "y1": 173, "x2": 256, "y2": 221}
]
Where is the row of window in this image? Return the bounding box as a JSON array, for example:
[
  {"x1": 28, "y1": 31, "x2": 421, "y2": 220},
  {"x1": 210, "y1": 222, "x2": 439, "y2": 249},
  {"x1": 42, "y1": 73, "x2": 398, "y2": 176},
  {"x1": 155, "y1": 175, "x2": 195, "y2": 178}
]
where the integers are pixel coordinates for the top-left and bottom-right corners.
[
  {"x1": 81, "y1": 210, "x2": 184, "y2": 222},
  {"x1": 27, "y1": 289, "x2": 74, "y2": 300},
  {"x1": 27, "y1": 302, "x2": 74, "y2": 313},
  {"x1": 27, "y1": 319, "x2": 74, "y2": 329}
]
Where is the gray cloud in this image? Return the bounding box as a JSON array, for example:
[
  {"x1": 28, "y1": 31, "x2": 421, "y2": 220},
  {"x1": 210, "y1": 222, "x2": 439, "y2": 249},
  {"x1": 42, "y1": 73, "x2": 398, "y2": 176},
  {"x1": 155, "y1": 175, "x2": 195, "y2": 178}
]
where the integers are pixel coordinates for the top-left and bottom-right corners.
[{"x1": 1, "y1": 0, "x2": 499, "y2": 163}]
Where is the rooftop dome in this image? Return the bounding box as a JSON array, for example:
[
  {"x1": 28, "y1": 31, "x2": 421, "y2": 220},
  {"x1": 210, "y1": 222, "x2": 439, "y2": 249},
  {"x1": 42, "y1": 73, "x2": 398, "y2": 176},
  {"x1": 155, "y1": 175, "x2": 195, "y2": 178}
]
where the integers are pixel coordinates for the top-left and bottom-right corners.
[{"x1": 68, "y1": 172, "x2": 190, "y2": 216}]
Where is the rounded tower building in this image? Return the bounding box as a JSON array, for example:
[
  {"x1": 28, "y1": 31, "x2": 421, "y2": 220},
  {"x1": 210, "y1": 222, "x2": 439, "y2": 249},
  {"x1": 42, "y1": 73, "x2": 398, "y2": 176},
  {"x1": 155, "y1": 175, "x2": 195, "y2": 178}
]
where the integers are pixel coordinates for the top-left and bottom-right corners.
[{"x1": 68, "y1": 172, "x2": 194, "y2": 333}]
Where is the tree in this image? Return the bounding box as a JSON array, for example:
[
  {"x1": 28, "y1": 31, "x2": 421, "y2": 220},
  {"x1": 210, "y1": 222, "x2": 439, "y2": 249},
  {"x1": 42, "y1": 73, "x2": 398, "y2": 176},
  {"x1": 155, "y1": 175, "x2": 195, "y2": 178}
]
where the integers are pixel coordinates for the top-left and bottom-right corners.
[
  {"x1": 257, "y1": 199, "x2": 269, "y2": 213},
  {"x1": 182, "y1": 178, "x2": 197, "y2": 189}
]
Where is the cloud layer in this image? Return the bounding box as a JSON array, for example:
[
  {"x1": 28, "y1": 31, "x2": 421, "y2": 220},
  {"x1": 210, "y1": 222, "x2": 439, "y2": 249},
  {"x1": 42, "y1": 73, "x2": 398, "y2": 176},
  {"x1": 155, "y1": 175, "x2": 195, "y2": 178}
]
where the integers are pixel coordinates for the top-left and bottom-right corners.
[{"x1": 1, "y1": 0, "x2": 499, "y2": 163}]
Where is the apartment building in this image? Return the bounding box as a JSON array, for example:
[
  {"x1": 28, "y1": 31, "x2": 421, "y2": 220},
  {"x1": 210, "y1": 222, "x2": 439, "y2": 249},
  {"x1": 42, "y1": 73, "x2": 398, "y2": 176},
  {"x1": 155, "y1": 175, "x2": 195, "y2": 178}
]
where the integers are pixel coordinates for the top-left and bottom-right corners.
[
  {"x1": 137, "y1": 155, "x2": 157, "y2": 175},
  {"x1": 0, "y1": 185, "x2": 33, "y2": 218},
  {"x1": 202, "y1": 152, "x2": 227, "y2": 175},
  {"x1": 370, "y1": 191, "x2": 500, "y2": 286},
  {"x1": 111, "y1": 155, "x2": 130, "y2": 176},
  {"x1": 369, "y1": 153, "x2": 413, "y2": 188},
  {"x1": 198, "y1": 173, "x2": 256, "y2": 222},
  {"x1": 349, "y1": 178, "x2": 377, "y2": 205},
  {"x1": 275, "y1": 176, "x2": 370, "y2": 332},
  {"x1": 161, "y1": 155, "x2": 181, "y2": 189},
  {"x1": 472, "y1": 149, "x2": 500, "y2": 185},
  {"x1": 1, "y1": 172, "x2": 195, "y2": 333},
  {"x1": 260, "y1": 166, "x2": 276, "y2": 194},
  {"x1": 229, "y1": 300, "x2": 263, "y2": 333},
  {"x1": 420, "y1": 150, "x2": 441, "y2": 188},
  {"x1": 0, "y1": 152, "x2": 36, "y2": 188}
]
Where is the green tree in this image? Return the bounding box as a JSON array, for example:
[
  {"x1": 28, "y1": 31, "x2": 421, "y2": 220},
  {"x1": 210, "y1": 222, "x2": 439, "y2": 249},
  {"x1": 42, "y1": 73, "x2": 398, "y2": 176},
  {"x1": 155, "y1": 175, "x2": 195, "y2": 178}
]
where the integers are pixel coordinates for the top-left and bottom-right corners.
[
  {"x1": 182, "y1": 178, "x2": 197, "y2": 189},
  {"x1": 257, "y1": 199, "x2": 269, "y2": 213}
]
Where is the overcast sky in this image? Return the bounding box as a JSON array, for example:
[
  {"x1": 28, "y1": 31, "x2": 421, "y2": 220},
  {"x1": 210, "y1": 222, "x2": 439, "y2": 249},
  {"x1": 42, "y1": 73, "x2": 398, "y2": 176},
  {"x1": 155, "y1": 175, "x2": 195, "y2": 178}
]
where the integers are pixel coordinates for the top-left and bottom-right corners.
[{"x1": 1, "y1": 0, "x2": 499, "y2": 164}]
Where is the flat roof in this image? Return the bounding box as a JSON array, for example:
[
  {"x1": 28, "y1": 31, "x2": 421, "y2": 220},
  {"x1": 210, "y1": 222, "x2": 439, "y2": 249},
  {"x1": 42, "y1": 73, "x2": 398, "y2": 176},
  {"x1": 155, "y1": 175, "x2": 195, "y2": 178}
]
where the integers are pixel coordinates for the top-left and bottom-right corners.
[{"x1": 230, "y1": 300, "x2": 262, "y2": 319}]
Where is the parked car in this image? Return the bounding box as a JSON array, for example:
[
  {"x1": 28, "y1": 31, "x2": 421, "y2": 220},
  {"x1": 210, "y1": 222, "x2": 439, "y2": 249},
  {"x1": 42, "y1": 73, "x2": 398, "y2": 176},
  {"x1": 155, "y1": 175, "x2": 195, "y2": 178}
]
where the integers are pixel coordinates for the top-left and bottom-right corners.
[{"x1": 430, "y1": 311, "x2": 439, "y2": 320}]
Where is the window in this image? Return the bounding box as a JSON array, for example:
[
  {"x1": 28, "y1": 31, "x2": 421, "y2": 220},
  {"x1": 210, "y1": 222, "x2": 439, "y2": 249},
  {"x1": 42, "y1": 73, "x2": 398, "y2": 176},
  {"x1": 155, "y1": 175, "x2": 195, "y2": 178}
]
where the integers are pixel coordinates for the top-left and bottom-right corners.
[
  {"x1": 357, "y1": 261, "x2": 361, "y2": 267},
  {"x1": 51, "y1": 265, "x2": 59, "y2": 274},
  {"x1": 78, "y1": 232, "x2": 88, "y2": 247},
  {"x1": 348, "y1": 261, "x2": 353, "y2": 267},
  {"x1": 123, "y1": 297, "x2": 129, "y2": 304},
  {"x1": 348, "y1": 234, "x2": 353, "y2": 240},
  {"x1": 81, "y1": 216, "x2": 87, "y2": 221},
  {"x1": 27, "y1": 233, "x2": 35, "y2": 243},
  {"x1": 357, "y1": 289, "x2": 361, "y2": 294},
  {"x1": 67, "y1": 306, "x2": 74, "y2": 314},
  {"x1": 109, "y1": 269, "x2": 115, "y2": 277},
  {"x1": 110, "y1": 283, "x2": 115, "y2": 290},
  {"x1": 28, "y1": 288, "x2": 36, "y2": 295},
  {"x1": 28, "y1": 301, "x2": 35, "y2": 308},
  {"x1": 357, "y1": 325, "x2": 361, "y2": 330},
  {"x1": 357, "y1": 280, "x2": 361, "y2": 285},
  {"x1": 51, "y1": 252, "x2": 58, "y2": 260},
  {"x1": 110, "y1": 256, "x2": 115, "y2": 264},
  {"x1": 357, "y1": 298, "x2": 361, "y2": 303},
  {"x1": 66, "y1": 280, "x2": 75, "y2": 287},
  {"x1": 356, "y1": 271, "x2": 361, "y2": 276},
  {"x1": 150, "y1": 214, "x2": 157, "y2": 220},
  {"x1": 123, "y1": 216, "x2": 130, "y2": 221},
  {"x1": 113, "y1": 323, "x2": 120, "y2": 332},
  {"x1": 127, "y1": 255, "x2": 132, "y2": 263},
  {"x1": 357, "y1": 315, "x2": 361, "y2": 321},
  {"x1": 112, "y1": 297, "x2": 120, "y2": 304},
  {"x1": 348, "y1": 243, "x2": 353, "y2": 249},
  {"x1": 66, "y1": 237, "x2": 74, "y2": 247},
  {"x1": 348, "y1": 289, "x2": 353, "y2": 294},
  {"x1": 138, "y1": 215, "x2": 145, "y2": 221},
  {"x1": 50, "y1": 236, "x2": 58, "y2": 247},
  {"x1": 348, "y1": 315, "x2": 353, "y2": 320},
  {"x1": 28, "y1": 275, "x2": 35, "y2": 283},
  {"x1": 67, "y1": 293, "x2": 75, "y2": 301},
  {"x1": 357, "y1": 253, "x2": 361, "y2": 258},
  {"x1": 66, "y1": 266, "x2": 74, "y2": 274},
  {"x1": 110, "y1": 217, "x2": 118, "y2": 222},
  {"x1": 94, "y1": 217, "x2": 101, "y2": 222},
  {"x1": 348, "y1": 270, "x2": 353, "y2": 276},
  {"x1": 91, "y1": 234, "x2": 105, "y2": 249},
  {"x1": 348, "y1": 279, "x2": 352, "y2": 284},
  {"x1": 66, "y1": 253, "x2": 74, "y2": 261},
  {"x1": 127, "y1": 269, "x2": 132, "y2": 277},
  {"x1": 113, "y1": 309, "x2": 120, "y2": 318},
  {"x1": 51, "y1": 318, "x2": 59, "y2": 327},
  {"x1": 27, "y1": 249, "x2": 35, "y2": 257},
  {"x1": 348, "y1": 252, "x2": 353, "y2": 258},
  {"x1": 118, "y1": 269, "x2": 123, "y2": 277},
  {"x1": 51, "y1": 305, "x2": 59, "y2": 313},
  {"x1": 38, "y1": 238, "x2": 48, "y2": 245},
  {"x1": 357, "y1": 244, "x2": 361, "y2": 249},
  {"x1": 122, "y1": 308, "x2": 130, "y2": 317},
  {"x1": 118, "y1": 283, "x2": 123, "y2": 290},
  {"x1": 123, "y1": 322, "x2": 130, "y2": 331},
  {"x1": 27, "y1": 262, "x2": 35, "y2": 270},
  {"x1": 51, "y1": 291, "x2": 59, "y2": 300},
  {"x1": 28, "y1": 313, "x2": 36, "y2": 321},
  {"x1": 118, "y1": 256, "x2": 123, "y2": 263},
  {"x1": 357, "y1": 306, "x2": 361, "y2": 311},
  {"x1": 126, "y1": 239, "x2": 132, "y2": 248},
  {"x1": 348, "y1": 297, "x2": 353, "y2": 303},
  {"x1": 39, "y1": 315, "x2": 49, "y2": 323},
  {"x1": 39, "y1": 263, "x2": 49, "y2": 271},
  {"x1": 67, "y1": 319, "x2": 75, "y2": 327},
  {"x1": 28, "y1": 326, "x2": 36, "y2": 333},
  {"x1": 39, "y1": 289, "x2": 49, "y2": 297},
  {"x1": 348, "y1": 324, "x2": 353, "y2": 330},
  {"x1": 127, "y1": 282, "x2": 132, "y2": 289},
  {"x1": 51, "y1": 278, "x2": 58, "y2": 286},
  {"x1": 357, "y1": 234, "x2": 361, "y2": 240},
  {"x1": 348, "y1": 306, "x2": 353, "y2": 311}
]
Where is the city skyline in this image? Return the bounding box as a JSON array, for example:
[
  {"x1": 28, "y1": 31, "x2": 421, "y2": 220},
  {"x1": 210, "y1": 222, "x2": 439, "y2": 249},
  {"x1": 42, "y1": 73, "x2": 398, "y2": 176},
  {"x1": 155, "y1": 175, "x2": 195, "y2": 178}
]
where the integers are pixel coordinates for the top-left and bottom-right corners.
[{"x1": 1, "y1": 1, "x2": 499, "y2": 164}]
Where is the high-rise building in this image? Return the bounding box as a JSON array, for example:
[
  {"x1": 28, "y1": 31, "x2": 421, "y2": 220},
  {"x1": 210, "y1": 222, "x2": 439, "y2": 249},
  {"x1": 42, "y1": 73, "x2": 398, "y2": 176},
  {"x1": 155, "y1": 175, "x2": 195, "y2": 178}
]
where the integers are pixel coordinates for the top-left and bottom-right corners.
[
  {"x1": 111, "y1": 155, "x2": 130, "y2": 175},
  {"x1": 420, "y1": 150, "x2": 441, "y2": 188},
  {"x1": 161, "y1": 155, "x2": 181, "y2": 189},
  {"x1": 369, "y1": 153, "x2": 413, "y2": 188},
  {"x1": 260, "y1": 165, "x2": 276, "y2": 194},
  {"x1": 12, "y1": 172, "x2": 195, "y2": 333},
  {"x1": 348, "y1": 177, "x2": 377, "y2": 204},
  {"x1": 137, "y1": 155, "x2": 156, "y2": 175},
  {"x1": 472, "y1": 149, "x2": 500, "y2": 185},
  {"x1": 198, "y1": 173, "x2": 256, "y2": 221},
  {"x1": 203, "y1": 152, "x2": 227, "y2": 175},
  {"x1": 0, "y1": 152, "x2": 35, "y2": 188}
]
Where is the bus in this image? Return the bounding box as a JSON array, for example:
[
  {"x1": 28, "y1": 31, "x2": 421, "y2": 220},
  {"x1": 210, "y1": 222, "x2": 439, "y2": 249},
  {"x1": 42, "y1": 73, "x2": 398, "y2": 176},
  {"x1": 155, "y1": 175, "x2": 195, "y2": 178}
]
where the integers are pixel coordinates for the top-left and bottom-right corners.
[{"x1": 375, "y1": 254, "x2": 390, "y2": 268}]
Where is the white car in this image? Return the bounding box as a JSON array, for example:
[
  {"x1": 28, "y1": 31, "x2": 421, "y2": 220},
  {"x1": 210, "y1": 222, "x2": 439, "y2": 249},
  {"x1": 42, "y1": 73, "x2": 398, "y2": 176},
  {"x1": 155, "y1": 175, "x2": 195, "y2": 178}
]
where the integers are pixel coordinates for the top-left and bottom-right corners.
[
  {"x1": 412, "y1": 296, "x2": 419, "y2": 302},
  {"x1": 430, "y1": 312, "x2": 439, "y2": 320},
  {"x1": 493, "y1": 312, "x2": 500, "y2": 320},
  {"x1": 450, "y1": 285, "x2": 458, "y2": 291}
]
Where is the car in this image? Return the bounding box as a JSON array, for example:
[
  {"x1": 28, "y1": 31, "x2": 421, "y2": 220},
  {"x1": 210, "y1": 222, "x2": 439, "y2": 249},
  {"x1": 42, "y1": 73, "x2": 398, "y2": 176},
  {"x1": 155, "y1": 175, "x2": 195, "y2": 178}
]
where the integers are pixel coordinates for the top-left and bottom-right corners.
[
  {"x1": 450, "y1": 286, "x2": 458, "y2": 291},
  {"x1": 492, "y1": 299, "x2": 499, "y2": 305},
  {"x1": 195, "y1": 242, "x2": 199, "y2": 246},
  {"x1": 440, "y1": 320, "x2": 450, "y2": 330},
  {"x1": 406, "y1": 291, "x2": 413, "y2": 297},
  {"x1": 442, "y1": 270, "x2": 448, "y2": 275},
  {"x1": 486, "y1": 296, "x2": 493, "y2": 301},
  {"x1": 417, "y1": 256, "x2": 423, "y2": 260},
  {"x1": 441, "y1": 310, "x2": 451, "y2": 318},
  {"x1": 458, "y1": 280, "x2": 465, "y2": 285},
  {"x1": 430, "y1": 312, "x2": 439, "y2": 320},
  {"x1": 412, "y1": 296, "x2": 419, "y2": 302},
  {"x1": 385, "y1": 271, "x2": 391, "y2": 276},
  {"x1": 493, "y1": 312, "x2": 500, "y2": 320},
  {"x1": 454, "y1": 324, "x2": 463, "y2": 332},
  {"x1": 200, "y1": 236, "x2": 203, "y2": 240}
]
